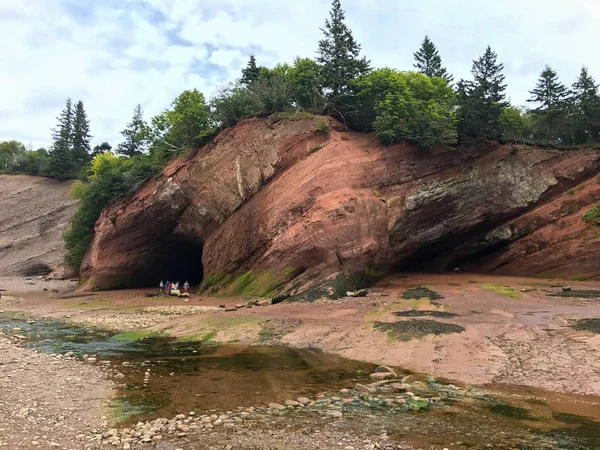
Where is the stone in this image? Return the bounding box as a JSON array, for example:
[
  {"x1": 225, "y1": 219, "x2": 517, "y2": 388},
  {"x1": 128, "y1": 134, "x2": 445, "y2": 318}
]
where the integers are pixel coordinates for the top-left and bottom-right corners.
[
  {"x1": 296, "y1": 397, "x2": 311, "y2": 405},
  {"x1": 326, "y1": 410, "x2": 343, "y2": 418},
  {"x1": 375, "y1": 366, "x2": 398, "y2": 377},
  {"x1": 86, "y1": 357, "x2": 97, "y2": 363},
  {"x1": 346, "y1": 289, "x2": 369, "y2": 297},
  {"x1": 401, "y1": 375, "x2": 414, "y2": 383},
  {"x1": 562, "y1": 286, "x2": 572, "y2": 292},
  {"x1": 369, "y1": 372, "x2": 396, "y2": 381},
  {"x1": 285, "y1": 400, "x2": 300, "y2": 407},
  {"x1": 355, "y1": 383, "x2": 376, "y2": 394},
  {"x1": 268, "y1": 402, "x2": 286, "y2": 410},
  {"x1": 390, "y1": 383, "x2": 411, "y2": 393}
]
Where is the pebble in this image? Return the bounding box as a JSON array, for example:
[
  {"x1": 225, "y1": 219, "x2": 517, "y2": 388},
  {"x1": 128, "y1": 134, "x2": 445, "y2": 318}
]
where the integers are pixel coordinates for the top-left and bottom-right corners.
[{"x1": 268, "y1": 402, "x2": 287, "y2": 410}]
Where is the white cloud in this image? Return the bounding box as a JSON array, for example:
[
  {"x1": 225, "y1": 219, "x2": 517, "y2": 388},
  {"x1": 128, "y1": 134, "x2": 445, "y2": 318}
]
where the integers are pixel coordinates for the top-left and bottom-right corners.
[{"x1": 1, "y1": 0, "x2": 600, "y2": 148}]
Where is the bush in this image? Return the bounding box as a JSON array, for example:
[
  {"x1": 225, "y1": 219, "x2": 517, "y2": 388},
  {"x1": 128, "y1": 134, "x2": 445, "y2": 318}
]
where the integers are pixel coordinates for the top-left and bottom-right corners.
[
  {"x1": 64, "y1": 152, "x2": 158, "y2": 271},
  {"x1": 318, "y1": 120, "x2": 330, "y2": 134},
  {"x1": 583, "y1": 205, "x2": 600, "y2": 225},
  {"x1": 499, "y1": 107, "x2": 530, "y2": 140},
  {"x1": 348, "y1": 69, "x2": 458, "y2": 147}
]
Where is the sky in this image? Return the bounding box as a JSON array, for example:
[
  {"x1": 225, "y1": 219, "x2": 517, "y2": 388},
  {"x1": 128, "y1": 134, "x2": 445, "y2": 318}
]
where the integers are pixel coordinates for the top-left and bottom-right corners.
[{"x1": 1, "y1": 0, "x2": 599, "y2": 149}]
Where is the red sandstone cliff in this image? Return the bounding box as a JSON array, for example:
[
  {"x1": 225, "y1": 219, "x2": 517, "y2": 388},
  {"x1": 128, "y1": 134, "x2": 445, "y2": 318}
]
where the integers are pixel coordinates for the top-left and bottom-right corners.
[{"x1": 81, "y1": 116, "x2": 600, "y2": 293}]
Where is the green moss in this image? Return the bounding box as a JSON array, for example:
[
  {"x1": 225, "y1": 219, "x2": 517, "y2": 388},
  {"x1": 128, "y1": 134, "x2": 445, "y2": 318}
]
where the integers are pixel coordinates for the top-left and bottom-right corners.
[
  {"x1": 374, "y1": 319, "x2": 465, "y2": 341},
  {"x1": 269, "y1": 110, "x2": 314, "y2": 122},
  {"x1": 567, "y1": 188, "x2": 576, "y2": 195},
  {"x1": 569, "y1": 275, "x2": 589, "y2": 281},
  {"x1": 176, "y1": 330, "x2": 217, "y2": 343},
  {"x1": 550, "y1": 290, "x2": 600, "y2": 299},
  {"x1": 583, "y1": 205, "x2": 600, "y2": 225},
  {"x1": 112, "y1": 330, "x2": 161, "y2": 341},
  {"x1": 481, "y1": 283, "x2": 521, "y2": 300},
  {"x1": 310, "y1": 144, "x2": 324, "y2": 153},
  {"x1": 489, "y1": 403, "x2": 535, "y2": 420},
  {"x1": 572, "y1": 318, "x2": 600, "y2": 333},
  {"x1": 401, "y1": 287, "x2": 444, "y2": 301},
  {"x1": 394, "y1": 310, "x2": 458, "y2": 318},
  {"x1": 202, "y1": 268, "x2": 299, "y2": 298}
]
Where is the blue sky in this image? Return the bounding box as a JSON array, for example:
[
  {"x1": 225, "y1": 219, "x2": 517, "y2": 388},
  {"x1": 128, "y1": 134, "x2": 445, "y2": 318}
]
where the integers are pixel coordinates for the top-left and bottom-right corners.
[{"x1": 1, "y1": 0, "x2": 599, "y2": 148}]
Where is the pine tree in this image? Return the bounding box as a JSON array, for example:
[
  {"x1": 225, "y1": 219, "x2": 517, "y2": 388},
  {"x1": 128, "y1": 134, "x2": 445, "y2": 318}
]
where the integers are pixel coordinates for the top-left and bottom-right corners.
[
  {"x1": 527, "y1": 66, "x2": 568, "y2": 142},
  {"x1": 570, "y1": 66, "x2": 600, "y2": 143},
  {"x1": 459, "y1": 46, "x2": 508, "y2": 139},
  {"x1": 317, "y1": 0, "x2": 370, "y2": 98},
  {"x1": 118, "y1": 105, "x2": 148, "y2": 157},
  {"x1": 528, "y1": 66, "x2": 567, "y2": 111},
  {"x1": 240, "y1": 55, "x2": 261, "y2": 86},
  {"x1": 413, "y1": 36, "x2": 453, "y2": 82},
  {"x1": 72, "y1": 100, "x2": 92, "y2": 169},
  {"x1": 48, "y1": 99, "x2": 74, "y2": 178},
  {"x1": 92, "y1": 142, "x2": 112, "y2": 158}
]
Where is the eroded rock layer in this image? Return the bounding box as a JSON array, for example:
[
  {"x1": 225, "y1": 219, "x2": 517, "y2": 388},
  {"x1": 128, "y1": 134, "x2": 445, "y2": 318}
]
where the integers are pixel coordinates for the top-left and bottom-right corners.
[{"x1": 81, "y1": 116, "x2": 600, "y2": 292}]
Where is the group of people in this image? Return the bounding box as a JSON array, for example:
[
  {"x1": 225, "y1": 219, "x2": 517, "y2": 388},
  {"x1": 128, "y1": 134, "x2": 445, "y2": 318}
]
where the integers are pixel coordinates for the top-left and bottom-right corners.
[{"x1": 159, "y1": 280, "x2": 189, "y2": 295}]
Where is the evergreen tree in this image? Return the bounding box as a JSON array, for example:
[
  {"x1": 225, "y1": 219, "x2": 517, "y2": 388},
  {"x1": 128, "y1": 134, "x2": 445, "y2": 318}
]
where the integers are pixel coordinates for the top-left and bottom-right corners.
[
  {"x1": 92, "y1": 142, "x2": 112, "y2": 158},
  {"x1": 72, "y1": 100, "x2": 92, "y2": 169},
  {"x1": 240, "y1": 55, "x2": 261, "y2": 86},
  {"x1": 48, "y1": 99, "x2": 74, "y2": 178},
  {"x1": 459, "y1": 46, "x2": 508, "y2": 139},
  {"x1": 317, "y1": 0, "x2": 370, "y2": 98},
  {"x1": 528, "y1": 66, "x2": 567, "y2": 111},
  {"x1": 118, "y1": 104, "x2": 149, "y2": 157},
  {"x1": 527, "y1": 65, "x2": 568, "y2": 142},
  {"x1": 570, "y1": 66, "x2": 600, "y2": 143},
  {"x1": 413, "y1": 36, "x2": 453, "y2": 82}
]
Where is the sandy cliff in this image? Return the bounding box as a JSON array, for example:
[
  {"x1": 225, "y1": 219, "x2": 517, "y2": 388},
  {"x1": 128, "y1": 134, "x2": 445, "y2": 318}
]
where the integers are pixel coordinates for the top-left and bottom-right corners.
[{"x1": 0, "y1": 174, "x2": 76, "y2": 277}]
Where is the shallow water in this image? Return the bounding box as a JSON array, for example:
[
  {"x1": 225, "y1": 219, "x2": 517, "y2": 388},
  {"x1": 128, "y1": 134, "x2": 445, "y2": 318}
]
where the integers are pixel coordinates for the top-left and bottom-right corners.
[{"x1": 1, "y1": 312, "x2": 600, "y2": 449}]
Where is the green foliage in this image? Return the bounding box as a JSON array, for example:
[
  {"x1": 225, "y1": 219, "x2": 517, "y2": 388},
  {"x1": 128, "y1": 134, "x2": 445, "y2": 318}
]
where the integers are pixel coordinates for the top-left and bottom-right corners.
[
  {"x1": 499, "y1": 107, "x2": 531, "y2": 140},
  {"x1": 413, "y1": 35, "x2": 453, "y2": 82},
  {"x1": 458, "y1": 46, "x2": 508, "y2": 140},
  {"x1": 92, "y1": 142, "x2": 111, "y2": 158},
  {"x1": 148, "y1": 90, "x2": 212, "y2": 163},
  {"x1": 64, "y1": 152, "x2": 157, "y2": 271},
  {"x1": 527, "y1": 66, "x2": 568, "y2": 143},
  {"x1": 48, "y1": 99, "x2": 74, "y2": 178},
  {"x1": 240, "y1": 55, "x2": 262, "y2": 86},
  {"x1": 118, "y1": 104, "x2": 149, "y2": 157},
  {"x1": 317, "y1": 0, "x2": 370, "y2": 99},
  {"x1": 210, "y1": 75, "x2": 293, "y2": 127},
  {"x1": 0, "y1": 140, "x2": 27, "y2": 171},
  {"x1": 350, "y1": 69, "x2": 457, "y2": 147},
  {"x1": 582, "y1": 205, "x2": 600, "y2": 225},
  {"x1": 570, "y1": 66, "x2": 600, "y2": 144},
  {"x1": 318, "y1": 120, "x2": 330, "y2": 134},
  {"x1": 287, "y1": 58, "x2": 326, "y2": 111},
  {"x1": 71, "y1": 100, "x2": 92, "y2": 170}
]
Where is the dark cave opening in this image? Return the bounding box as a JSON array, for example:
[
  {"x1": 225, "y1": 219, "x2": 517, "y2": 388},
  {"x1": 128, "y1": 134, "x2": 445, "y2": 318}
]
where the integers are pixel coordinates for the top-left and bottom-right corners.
[{"x1": 136, "y1": 235, "x2": 204, "y2": 288}]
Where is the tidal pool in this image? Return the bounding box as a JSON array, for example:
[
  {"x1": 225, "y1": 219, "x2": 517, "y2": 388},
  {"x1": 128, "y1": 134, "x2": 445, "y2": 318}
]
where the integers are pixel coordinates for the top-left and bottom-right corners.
[{"x1": 1, "y1": 312, "x2": 600, "y2": 449}]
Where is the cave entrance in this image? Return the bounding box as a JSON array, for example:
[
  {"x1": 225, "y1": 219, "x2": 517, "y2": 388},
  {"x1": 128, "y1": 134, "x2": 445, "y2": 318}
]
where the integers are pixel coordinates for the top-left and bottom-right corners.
[{"x1": 139, "y1": 234, "x2": 204, "y2": 288}]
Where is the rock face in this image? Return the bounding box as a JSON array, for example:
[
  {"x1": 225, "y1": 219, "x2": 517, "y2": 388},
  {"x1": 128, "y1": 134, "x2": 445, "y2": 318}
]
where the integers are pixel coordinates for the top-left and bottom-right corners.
[
  {"x1": 81, "y1": 116, "x2": 600, "y2": 292},
  {"x1": 0, "y1": 174, "x2": 77, "y2": 277}
]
